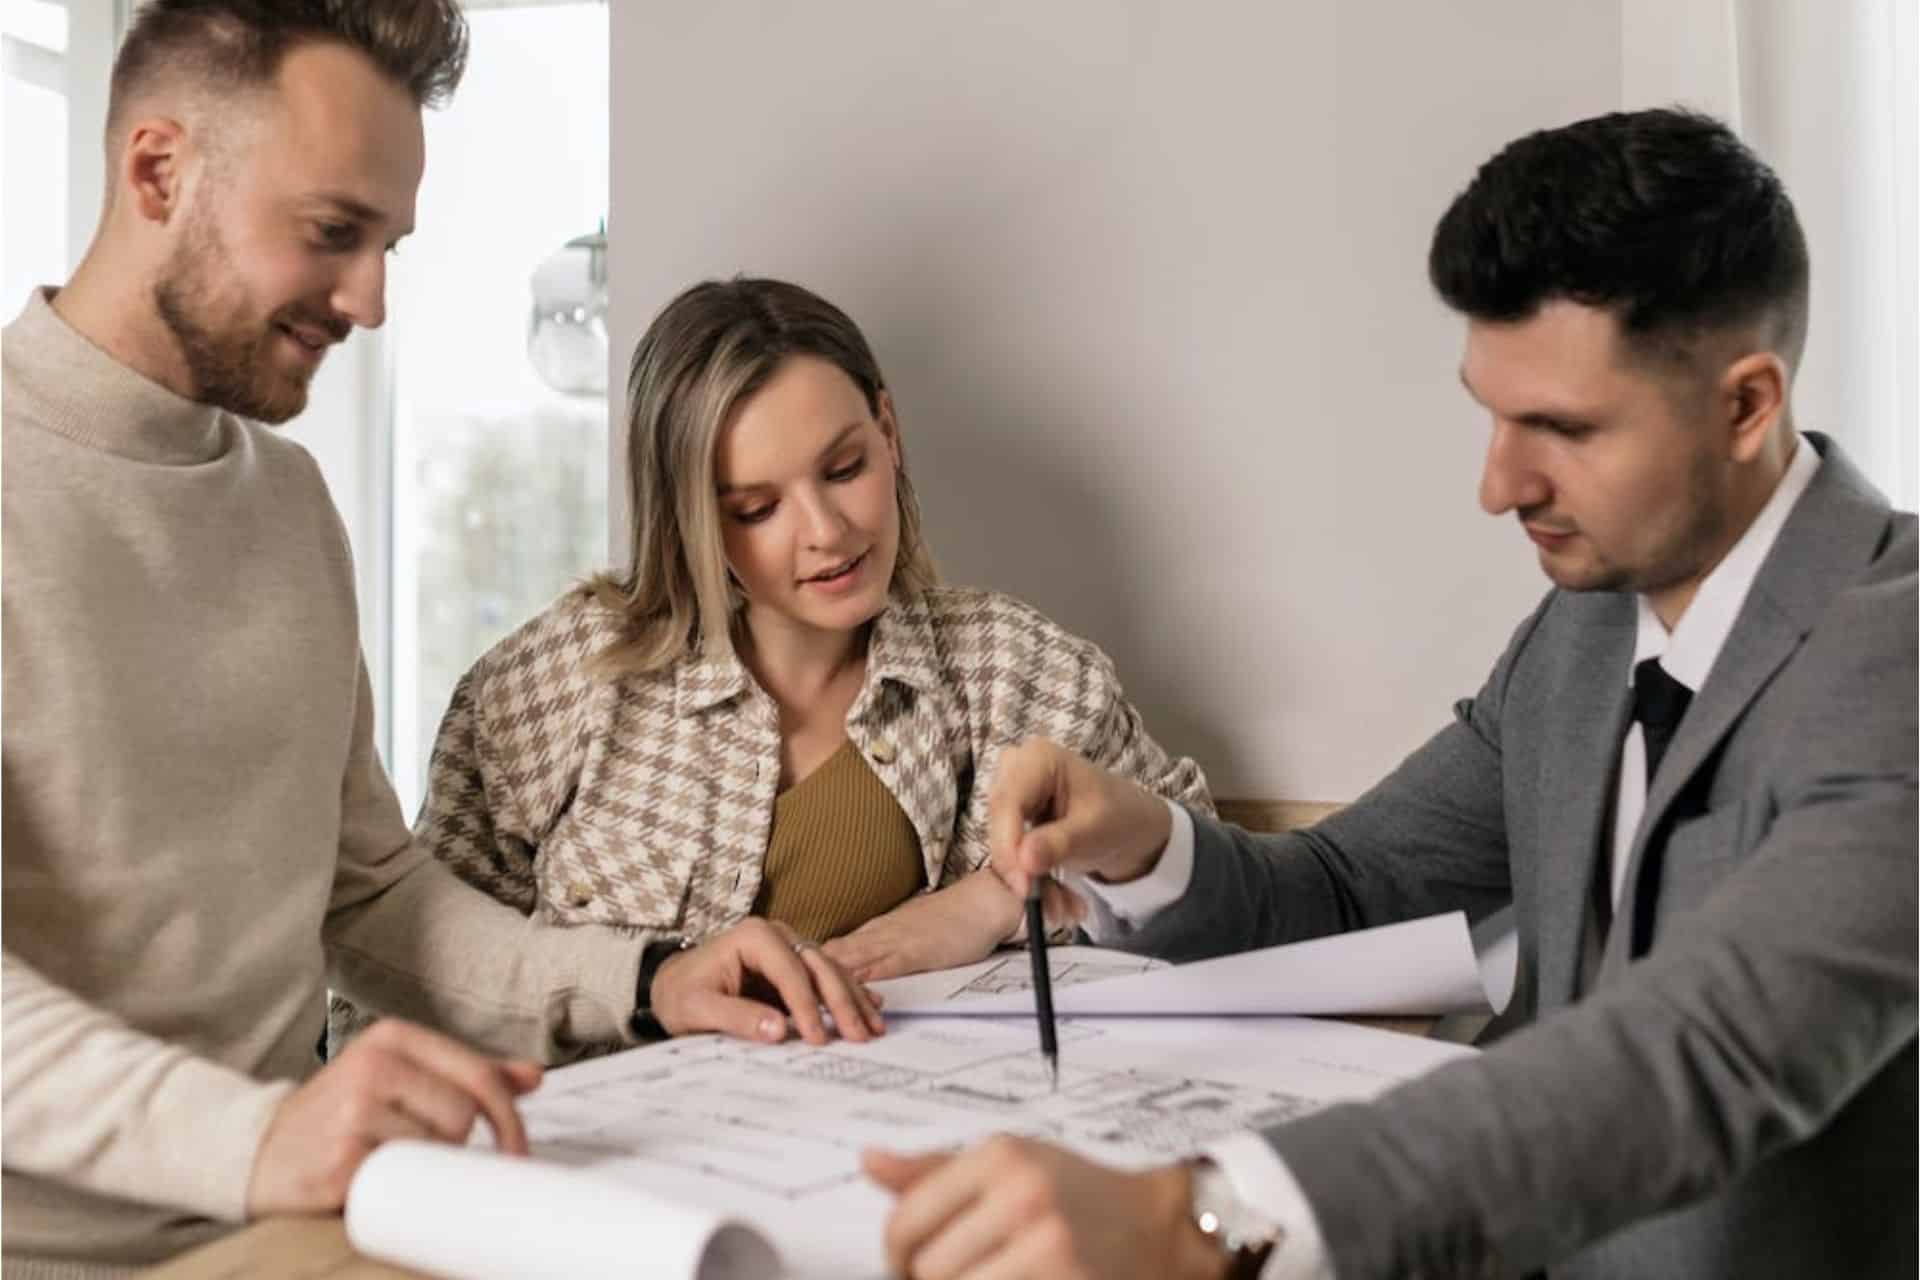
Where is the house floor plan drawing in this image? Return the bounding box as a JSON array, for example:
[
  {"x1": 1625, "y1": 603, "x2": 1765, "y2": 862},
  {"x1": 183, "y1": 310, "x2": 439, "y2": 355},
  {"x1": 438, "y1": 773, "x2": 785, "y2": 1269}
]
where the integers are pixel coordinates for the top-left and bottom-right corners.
[
  {"x1": 865, "y1": 943, "x2": 1164, "y2": 1010},
  {"x1": 948, "y1": 949, "x2": 1163, "y2": 997},
  {"x1": 496, "y1": 1015, "x2": 1474, "y2": 1277}
]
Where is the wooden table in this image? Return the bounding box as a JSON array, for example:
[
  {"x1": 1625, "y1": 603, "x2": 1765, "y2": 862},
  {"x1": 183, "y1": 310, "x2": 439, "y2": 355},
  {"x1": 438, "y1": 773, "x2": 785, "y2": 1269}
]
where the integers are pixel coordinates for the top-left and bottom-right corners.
[
  {"x1": 141, "y1": 1217, "x2": 416, "y2": 1280},
  {"x1": 146, "y1": 1015, "x2": 1437, "y2": 1278}
]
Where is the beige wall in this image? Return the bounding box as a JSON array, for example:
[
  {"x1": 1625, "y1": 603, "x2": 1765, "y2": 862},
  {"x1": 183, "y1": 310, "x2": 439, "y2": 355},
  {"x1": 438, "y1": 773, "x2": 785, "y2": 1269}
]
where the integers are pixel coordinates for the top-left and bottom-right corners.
[{"x1": 608, "y1": 1, "x2": 1624, "y2": 800}]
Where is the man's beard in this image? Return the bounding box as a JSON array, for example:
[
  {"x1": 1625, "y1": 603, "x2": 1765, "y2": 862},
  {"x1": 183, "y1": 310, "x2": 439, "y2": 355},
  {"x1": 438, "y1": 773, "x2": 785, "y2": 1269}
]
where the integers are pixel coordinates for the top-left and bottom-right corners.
[
  {"x1": 1623, "y1": 443, "x2": 1731, "y2": 597},
  {"x1": 1547, "y1": 443, "x2": 1730, "y2": 597},
  {"x1": 152, "y1": 209, "x2": 332, "y2": 425}
]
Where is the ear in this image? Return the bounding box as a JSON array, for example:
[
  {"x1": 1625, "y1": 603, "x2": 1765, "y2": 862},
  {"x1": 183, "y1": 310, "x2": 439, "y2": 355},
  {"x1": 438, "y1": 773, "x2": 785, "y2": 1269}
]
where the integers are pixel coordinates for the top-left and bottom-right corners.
[
  {"x1": 875, "y1": 389, "x2": 902, "y2": 469},
  {"x1": 118, "y1": 116, "x2": 192, "y2": 225},
  {"x1": 1717, "y1": 351, "x2": 1788, "y2": 465}
]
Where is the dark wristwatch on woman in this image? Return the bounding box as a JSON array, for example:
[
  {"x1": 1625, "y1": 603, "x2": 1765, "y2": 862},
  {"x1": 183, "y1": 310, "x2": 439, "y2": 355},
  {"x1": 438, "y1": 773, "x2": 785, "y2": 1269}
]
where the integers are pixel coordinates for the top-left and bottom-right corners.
[{"x1": 629, "y1": 937, "x2": 693, "y2": 1040}]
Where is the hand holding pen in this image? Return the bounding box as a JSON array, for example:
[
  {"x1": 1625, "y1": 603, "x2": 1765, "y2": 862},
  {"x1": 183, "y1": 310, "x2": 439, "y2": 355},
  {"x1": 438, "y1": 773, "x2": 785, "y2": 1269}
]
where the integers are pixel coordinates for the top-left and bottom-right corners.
[
  {"x1": 989, "y1": 738, "x2": 1183, "y2": 1089},
  {"x1": 987, "y1": 738, "x2": 1175, "y2": 896}
]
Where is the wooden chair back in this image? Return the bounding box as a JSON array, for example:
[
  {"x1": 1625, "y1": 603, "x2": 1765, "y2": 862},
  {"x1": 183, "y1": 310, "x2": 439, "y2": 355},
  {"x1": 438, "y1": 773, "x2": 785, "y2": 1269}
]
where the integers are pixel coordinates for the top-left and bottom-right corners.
[{"x1": 1214, "y1": 798, "x2": 1342, "y2": 833}]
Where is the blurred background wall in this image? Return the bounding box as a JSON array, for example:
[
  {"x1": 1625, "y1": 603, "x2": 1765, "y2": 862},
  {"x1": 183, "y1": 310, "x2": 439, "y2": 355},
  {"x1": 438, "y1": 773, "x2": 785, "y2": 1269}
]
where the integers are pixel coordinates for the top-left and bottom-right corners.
[{"x1": 604, "y1": 0, "x2": 1910, "y2": 802}]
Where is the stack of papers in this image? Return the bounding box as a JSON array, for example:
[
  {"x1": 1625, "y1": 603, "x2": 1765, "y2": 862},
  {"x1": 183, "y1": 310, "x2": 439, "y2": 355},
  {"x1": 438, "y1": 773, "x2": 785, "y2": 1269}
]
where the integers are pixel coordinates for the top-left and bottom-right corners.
[
  {"x1": 345, "y1": 912, "x2": 1493, "y2": 1278},
  {"x1": 873, "y1": 911, "x2": 1494, "y2": 1017}
]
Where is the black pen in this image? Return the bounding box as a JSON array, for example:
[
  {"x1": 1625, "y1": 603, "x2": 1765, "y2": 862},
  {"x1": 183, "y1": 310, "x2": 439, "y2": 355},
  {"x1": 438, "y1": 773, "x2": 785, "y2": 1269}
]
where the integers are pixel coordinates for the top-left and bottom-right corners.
[{"x1": 1025, "y1": 880, "x2": 1058, "y2": 1089}]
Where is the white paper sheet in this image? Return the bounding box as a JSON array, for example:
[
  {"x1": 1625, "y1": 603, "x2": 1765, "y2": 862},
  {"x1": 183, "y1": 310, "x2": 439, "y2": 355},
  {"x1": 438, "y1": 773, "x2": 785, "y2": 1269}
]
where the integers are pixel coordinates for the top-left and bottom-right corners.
[
  {"x1": 342, "y1": 1016, "x2": 1473, "y2": 1278},
  {"x1": 880, "y1": 912, "x2": 1493, "y2": 1018},
  {"x1": 866, "y1": 944, "x2": 1165, "y2": 1008},
  {"x1": 345, "y1": 1140, "x2": 777, "y2": 1279}
]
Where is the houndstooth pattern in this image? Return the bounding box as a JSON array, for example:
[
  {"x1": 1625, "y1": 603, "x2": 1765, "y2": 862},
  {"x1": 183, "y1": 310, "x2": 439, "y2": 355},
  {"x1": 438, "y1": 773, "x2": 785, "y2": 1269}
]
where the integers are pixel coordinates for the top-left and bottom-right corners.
[{"x1": 418, "y1": 585, "x2": 1213, "y2": 947}]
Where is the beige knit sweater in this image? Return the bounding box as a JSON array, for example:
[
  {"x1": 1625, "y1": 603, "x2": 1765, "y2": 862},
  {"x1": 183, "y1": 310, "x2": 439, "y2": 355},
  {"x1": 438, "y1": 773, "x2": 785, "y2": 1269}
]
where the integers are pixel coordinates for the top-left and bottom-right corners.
[{"x1": 0, "y1": 291, "x2": 644, "y2": 1278}]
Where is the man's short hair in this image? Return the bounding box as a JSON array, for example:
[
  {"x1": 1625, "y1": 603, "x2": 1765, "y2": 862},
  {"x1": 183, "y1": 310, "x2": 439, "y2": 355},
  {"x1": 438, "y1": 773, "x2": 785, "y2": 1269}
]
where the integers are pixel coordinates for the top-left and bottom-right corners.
[
  {"x1": 110, "y1": 0, "x2": 469, "y2": 131},
  {"x1": 1428, "y1": 108, "x2": 1810, "y2": 371}
]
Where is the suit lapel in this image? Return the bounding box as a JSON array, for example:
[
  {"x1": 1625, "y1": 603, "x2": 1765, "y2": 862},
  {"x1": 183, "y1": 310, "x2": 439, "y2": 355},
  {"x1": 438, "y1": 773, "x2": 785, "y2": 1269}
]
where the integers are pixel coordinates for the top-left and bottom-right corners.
[
  {"x1": 1536, "y1": 602, "x2": 1635, "y2": 1009},
  {"x1": 1609, "y1": 435, "x2": 1895, "y2": 965}
]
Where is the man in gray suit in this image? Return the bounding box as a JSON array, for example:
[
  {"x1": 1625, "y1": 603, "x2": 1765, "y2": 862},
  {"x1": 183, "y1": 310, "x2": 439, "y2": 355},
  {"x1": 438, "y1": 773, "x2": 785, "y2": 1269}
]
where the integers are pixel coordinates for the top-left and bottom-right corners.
[{"x1": 866, "y1": 109, "x2": 1916, "y2": 1279}]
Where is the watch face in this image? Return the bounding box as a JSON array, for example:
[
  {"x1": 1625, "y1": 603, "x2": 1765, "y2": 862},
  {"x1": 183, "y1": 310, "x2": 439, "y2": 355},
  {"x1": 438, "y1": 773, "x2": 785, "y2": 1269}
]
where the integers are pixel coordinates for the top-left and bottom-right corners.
[{"x1": 1193, "y1": 1164, "x2": 1283, "y2": 1253}]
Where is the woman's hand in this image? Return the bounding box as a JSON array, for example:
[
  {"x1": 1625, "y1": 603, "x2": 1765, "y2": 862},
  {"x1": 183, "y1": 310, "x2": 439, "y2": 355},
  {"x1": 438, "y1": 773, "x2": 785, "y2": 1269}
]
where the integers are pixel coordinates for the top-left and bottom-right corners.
[
  {"x1": 651, "y1": 918, "x2": 885, "y2": 1044},
  {"x1": 822, "y1": 868, "x2": 1070, "y2": 983}
]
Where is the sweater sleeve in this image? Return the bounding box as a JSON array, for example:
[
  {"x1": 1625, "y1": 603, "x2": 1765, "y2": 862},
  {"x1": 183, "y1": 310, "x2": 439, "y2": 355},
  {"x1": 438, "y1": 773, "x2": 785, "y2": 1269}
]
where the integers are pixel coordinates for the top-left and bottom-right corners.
[
  {"x1": 0, "y1": 949, "x2": 294, "y2": 1222},
  {"x1": 322, "y1": 656, "x2": 643, "y2": 1063}
]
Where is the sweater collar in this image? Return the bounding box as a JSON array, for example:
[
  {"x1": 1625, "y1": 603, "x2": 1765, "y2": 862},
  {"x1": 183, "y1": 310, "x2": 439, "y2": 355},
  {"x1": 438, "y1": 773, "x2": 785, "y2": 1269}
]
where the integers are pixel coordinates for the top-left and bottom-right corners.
[{"x1": 3, "y1": 288, "x2": 230, "y2": 465}]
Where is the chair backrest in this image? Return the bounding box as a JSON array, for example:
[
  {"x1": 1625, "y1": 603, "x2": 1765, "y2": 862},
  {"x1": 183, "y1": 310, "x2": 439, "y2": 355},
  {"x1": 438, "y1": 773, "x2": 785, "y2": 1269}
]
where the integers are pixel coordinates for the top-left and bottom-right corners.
[{"x1": 1215, "y1": 798, "x2": 1343, "y2": 833}]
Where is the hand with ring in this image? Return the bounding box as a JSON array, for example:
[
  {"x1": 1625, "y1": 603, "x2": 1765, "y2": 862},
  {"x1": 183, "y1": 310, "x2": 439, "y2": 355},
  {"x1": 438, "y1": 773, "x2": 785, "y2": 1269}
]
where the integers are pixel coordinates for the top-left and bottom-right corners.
[{"x1": 648, "y1": 919, "x2": 886, "y2": 1046}]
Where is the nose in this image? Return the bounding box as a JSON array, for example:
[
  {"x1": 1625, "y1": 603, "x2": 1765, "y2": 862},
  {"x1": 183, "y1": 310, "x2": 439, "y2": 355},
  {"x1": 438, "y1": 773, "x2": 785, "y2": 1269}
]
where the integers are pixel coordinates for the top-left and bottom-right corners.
[
  {"x1": 332, "y1": 250, "x2": 388, "y2": 330},
  {"x1": 796, "y1": 486, "x2": 851, "y2": 548},
  {"x1": 1478, "y1": 419, "x2": 1550, "y2": 516}
]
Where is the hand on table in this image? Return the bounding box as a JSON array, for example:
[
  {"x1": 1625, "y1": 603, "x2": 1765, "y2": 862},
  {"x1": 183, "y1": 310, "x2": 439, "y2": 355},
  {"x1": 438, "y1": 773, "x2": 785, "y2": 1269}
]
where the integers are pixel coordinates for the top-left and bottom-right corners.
[
  {"x1": 988, "y1": 737, "x2": 1175, "y2": 896},
  {"x1": 245, "y1": 1018, "x2": 541, "y2": 1217},
  {"x1": 651, "y1": 917, "x2": 886, "y2": 1045},
  {"x1": 864, "y1": 1136, "x2": 1226, "y2": 1280},
  {"x1": 821, "y1": 868, "x2": 1084, "y2": 984}
]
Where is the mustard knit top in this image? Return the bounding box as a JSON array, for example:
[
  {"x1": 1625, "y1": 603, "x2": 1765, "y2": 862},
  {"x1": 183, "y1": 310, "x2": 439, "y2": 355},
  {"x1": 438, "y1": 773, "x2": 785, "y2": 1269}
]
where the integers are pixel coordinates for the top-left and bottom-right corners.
[{"x1": 753, "y1": 741, "x2": 926, "y2": 942}]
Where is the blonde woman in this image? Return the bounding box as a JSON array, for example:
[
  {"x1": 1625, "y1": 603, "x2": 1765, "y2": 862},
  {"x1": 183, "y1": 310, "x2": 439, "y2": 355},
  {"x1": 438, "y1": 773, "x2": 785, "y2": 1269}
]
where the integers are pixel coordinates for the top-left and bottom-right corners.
[{"x1": 418, "y1": 278, "x2": 1211, "y2": 986}]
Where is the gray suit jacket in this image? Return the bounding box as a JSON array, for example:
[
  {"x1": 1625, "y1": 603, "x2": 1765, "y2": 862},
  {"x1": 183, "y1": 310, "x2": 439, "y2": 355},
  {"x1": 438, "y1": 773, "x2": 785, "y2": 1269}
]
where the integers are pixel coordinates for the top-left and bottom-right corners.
[{"x1": 1124, "y1": 435, "x2": 1916, "y2": 1279}]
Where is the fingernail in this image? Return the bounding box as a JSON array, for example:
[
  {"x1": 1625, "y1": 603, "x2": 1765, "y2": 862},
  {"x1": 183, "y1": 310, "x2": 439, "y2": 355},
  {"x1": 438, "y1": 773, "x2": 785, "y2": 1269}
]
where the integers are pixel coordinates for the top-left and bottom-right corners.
[{"x1": 760, "y1": 1016, "x2": 783, "y2": 1039}]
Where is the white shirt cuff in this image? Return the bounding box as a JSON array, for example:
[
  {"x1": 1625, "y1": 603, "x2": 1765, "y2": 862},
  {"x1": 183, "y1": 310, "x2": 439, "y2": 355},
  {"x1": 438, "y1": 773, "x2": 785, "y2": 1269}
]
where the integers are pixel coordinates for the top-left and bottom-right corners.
[
  {"x1": 1071, "y1": 800, "x2": 1195, "y2": 942},
  {"x1": 1204, "y1": 1130, "x2": 1336, "y2": 1280}
]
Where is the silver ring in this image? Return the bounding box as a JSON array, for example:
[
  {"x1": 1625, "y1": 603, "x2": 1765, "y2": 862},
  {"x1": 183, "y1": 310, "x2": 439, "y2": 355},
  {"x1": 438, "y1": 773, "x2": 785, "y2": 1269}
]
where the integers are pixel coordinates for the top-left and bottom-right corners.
[{"x1": 791, "y1": 937, "x2": 816, "y2": 955}]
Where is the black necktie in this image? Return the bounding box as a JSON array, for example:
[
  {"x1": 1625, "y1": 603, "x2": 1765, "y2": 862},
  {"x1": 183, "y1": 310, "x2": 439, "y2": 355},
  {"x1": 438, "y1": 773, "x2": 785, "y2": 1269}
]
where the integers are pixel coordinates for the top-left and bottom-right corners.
[{"x1": 1632, "y1": 657, "x2": 1693, "y2": 783}]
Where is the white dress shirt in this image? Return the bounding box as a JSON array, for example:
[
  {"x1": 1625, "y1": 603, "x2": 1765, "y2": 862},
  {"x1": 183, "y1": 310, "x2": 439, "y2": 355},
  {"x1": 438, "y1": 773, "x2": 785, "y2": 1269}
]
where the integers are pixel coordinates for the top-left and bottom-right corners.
[
  {"x1": 1076, "y1": 435, "x2": 1822, "y2": 1280},
  {"x1": 1608, "y1": 436, "x2": 1819, "y2": 905}
]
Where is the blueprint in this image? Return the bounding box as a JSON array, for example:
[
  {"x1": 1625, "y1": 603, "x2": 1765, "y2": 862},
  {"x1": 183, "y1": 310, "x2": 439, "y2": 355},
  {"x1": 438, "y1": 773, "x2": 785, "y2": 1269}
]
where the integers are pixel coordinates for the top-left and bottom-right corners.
[
  {"x1": 865, "y1": 944, "x2": 1164, "y2": 1009},
  {"x1": 485, "y1": 1015, "x2": 1475, "y2": 1277}
]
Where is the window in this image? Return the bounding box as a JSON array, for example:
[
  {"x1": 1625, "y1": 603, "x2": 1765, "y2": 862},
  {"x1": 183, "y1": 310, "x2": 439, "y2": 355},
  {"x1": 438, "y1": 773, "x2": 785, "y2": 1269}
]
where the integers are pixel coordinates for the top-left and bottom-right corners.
[
  {"x1": 384, "y1": 2, "x2": 612, "y2": 812},
  {"x1": 3, "y1": 2, "x2": 71, "y2": 318},
  {"x1": 4, "y1": 1, "x2": 119, "y2": 320}
]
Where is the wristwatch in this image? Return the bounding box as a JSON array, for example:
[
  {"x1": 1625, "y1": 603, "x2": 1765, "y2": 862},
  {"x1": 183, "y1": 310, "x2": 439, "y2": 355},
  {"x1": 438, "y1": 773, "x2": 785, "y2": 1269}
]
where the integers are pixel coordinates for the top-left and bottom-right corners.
[
  {"x1": 628, "y1": 937, "x2": 692, "y2": 1040},
  {"x1": 1188, "y1": 1157, "x2": 1283, "y2": 1279}
]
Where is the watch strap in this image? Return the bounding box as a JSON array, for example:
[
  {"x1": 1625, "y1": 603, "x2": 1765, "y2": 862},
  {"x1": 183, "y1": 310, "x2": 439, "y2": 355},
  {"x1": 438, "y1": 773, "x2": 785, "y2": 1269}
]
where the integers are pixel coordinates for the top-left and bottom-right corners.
[{"x1": 629, "y1": 937, "x2": 691, "y2": 1040}]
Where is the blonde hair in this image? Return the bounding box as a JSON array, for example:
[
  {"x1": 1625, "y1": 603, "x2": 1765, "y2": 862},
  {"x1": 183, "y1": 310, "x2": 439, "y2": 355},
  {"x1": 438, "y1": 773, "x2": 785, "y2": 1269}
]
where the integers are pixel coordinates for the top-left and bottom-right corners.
[{"x1": 588, "y1": 278, "x2": 938, "y2": 675}]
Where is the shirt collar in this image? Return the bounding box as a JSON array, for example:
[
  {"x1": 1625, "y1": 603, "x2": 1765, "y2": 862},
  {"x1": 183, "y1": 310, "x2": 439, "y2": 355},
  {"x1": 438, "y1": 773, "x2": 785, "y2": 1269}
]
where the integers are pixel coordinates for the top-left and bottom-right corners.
[
  {"x1": 863, "y1": 593, "x2": 944, "y2": 695},
  {"x1": 673, "y1": 643, "x2": 752, "y2": 716},
  {"x1": 1632, "y1": 433, "x2": 1822, "y2": 689},
  {"x1": 672, "y1": 591, "x2": 943, "y2": 717}
]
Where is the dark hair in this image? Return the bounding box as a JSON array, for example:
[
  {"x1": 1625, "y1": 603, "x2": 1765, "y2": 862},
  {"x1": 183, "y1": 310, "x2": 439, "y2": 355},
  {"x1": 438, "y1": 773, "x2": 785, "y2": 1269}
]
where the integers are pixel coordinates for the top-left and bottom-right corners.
[
  {"x1": 110, "y1": 0, "x2": 468, "y2": 129},
  {"x1": 1428, "y1": 108, "x2": 1809, "y2": 369}
]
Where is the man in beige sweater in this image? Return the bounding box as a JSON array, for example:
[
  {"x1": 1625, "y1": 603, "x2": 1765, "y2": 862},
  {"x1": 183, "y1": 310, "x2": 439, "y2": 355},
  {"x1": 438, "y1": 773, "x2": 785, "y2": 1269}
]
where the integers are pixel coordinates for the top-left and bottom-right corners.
[{"x1": 0, "y1": 4, "x2": 879, "y2": 1275}]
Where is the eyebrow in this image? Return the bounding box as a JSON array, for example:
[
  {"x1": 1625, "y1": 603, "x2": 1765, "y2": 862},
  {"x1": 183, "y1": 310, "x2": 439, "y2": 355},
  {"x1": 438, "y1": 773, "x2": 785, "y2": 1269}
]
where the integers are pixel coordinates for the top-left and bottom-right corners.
[
  {"x1": 717, "y1": 422, "x2": 865, "y2": 496},
  {"x1": 305, "y1": 193, "x2": 414, "y2": 241},
  {"x1": 1457, "y1": 368, "x2": 1594, "y2": 427}
]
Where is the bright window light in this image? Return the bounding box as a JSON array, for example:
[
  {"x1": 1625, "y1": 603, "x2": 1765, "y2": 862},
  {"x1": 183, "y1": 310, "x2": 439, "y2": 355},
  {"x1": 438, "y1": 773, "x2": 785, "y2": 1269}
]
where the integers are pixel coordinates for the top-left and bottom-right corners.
[
  {"x1": 387, "y1": 2, "x2": 610, "y2": 812},
  {"x1": 2, "y1": 1, "x2": 69, "y2": 54}
]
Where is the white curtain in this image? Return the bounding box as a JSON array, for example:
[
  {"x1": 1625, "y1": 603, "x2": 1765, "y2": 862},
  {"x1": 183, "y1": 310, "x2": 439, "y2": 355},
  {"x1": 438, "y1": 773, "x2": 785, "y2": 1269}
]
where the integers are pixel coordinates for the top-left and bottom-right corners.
[{"x1": 1623, "y1": 0, "x2": 1918, "y2": 508}]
